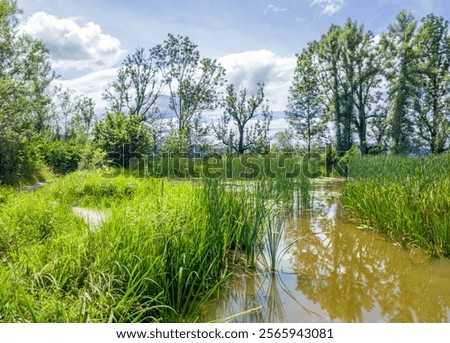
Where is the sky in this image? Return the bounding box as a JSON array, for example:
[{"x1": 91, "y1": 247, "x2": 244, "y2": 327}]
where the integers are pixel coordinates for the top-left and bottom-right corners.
[{"x1": 17, "y1": 0, "x2": 450, "y2": 132}]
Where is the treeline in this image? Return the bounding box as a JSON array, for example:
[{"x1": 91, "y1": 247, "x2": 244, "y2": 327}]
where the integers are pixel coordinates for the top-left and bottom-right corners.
[
  {"x1": 286, "y1": 11, "x2": 450, "y2": 156},
  {"x1": 1, "y1": 0, "x2": 449, "y2": 184}
]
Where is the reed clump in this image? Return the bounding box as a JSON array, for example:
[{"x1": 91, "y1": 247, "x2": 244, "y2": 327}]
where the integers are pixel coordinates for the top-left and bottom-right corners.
[
  {"x1": 343, "y1": 154, "x2": 450, "y2": 257},
  {"x1": 0, "y1": 171, "x2": 279, "y2": 322}
]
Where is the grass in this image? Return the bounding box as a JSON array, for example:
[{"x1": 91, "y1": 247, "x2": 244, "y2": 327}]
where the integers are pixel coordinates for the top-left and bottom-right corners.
[
  {"x1": 0, "y1": 153, "x2": 317, "y2": 323},
  {"x1": 0, "y1": 169, "x2": 309, "y2": 322},
  {"x1": 343, "y1": 153, "x2": 450, "y2": 257}
]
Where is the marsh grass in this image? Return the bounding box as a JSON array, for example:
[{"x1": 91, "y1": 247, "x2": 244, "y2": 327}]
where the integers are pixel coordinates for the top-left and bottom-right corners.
[
  {"x1": 343, "y1": 154, "x2": 450, "y2": 257},
  {"x1": 0, "y1": 170, "x2": 294, "y2": 322},
  {"x1": 0, "y1": 151, "x2": 317, "y2": 323}
]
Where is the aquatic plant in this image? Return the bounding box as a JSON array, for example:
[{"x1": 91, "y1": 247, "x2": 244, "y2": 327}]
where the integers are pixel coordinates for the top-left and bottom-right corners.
[{"x1": 343, "y1": 154, "x2": 450, "y2": 257}]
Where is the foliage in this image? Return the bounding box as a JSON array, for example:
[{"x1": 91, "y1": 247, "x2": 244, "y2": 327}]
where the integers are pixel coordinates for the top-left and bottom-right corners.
[
  {"x1": 412, "y1": 14, "x2": 450, "y2": 154},
  {"x1": 380, "y1": 11, "x2": 419, "y2": 154},
  {"x1": 153, "y1": 34, "x2": 226, "y2": 150},
  {"x1": 40, "y1": 140, "x2": 80, "y2": 175},
  {"x1": 343, "y1": 154, "x2": 450, "y2": 257},
  {"x1": 93, "y1": 112, "x2": 152, "y2": 168},
  {"x1": 214, "y1": 83, "x2": 272, "y2": 155},
  {"x1": 0, "y1": 0, "x2": 54, "y2": 184},
  {"x1": 286, "y1": 50, "x2": 325, "y2": 156}
]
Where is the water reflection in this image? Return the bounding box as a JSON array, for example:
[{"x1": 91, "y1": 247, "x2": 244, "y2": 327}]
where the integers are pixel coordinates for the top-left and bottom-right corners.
[{"x1": 201, "y1": 185, "x2": 450, "y2": 323}]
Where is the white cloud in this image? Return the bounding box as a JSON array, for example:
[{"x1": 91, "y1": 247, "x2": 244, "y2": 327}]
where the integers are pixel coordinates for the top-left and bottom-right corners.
[
  {"x1": 19, "y1": 12, "x2": 125, "y2": 71},
  {"x1": 310, "y1": 0, "x2": 346, "y2": 15},
  {"x1": 218, "y1": 50, "x2": 296, "y2": 111},
  {"x1": 57, "y1": 68, "x2": 119, "y2": 113},
  {"x1": 264, "y1": 5, "x2": 288, "y2": 14}
]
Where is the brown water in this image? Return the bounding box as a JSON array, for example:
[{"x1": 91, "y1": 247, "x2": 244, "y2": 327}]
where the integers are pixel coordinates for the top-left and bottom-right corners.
[{"x1": 201, "y1": 184, "x2": 450, "y2": 323}]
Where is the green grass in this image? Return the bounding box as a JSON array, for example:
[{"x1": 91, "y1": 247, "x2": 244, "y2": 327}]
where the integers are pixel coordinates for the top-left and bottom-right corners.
[
  {"x1": 0, "y1": 170, "x2": 285, "y2": 322},
  {"x1": 343, "y1": 154, "x2": 450, "y2": 257},
  {"x1": 0, "y1": 152, "x2": 318, "y2": 323}
]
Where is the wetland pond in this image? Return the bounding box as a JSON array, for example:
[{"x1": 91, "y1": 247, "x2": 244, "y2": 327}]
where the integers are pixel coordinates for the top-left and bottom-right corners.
[{"x1": 201, "y1": 184, "x2": 450, "y2": 323}]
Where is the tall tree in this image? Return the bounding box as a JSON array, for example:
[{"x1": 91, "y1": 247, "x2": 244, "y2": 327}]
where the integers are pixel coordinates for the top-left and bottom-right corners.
[
  {"x1": 413, "y1": 14, "x2": 450, "y2": 154},
  {"x1": 0, "y1": 0, "x2": 54, "y2": 183},
  {"x1": 153, "y1": 34, "x2": 225, "y2": 152},
  {"x1": 316, "y1": 25, "x2": 354, "y2": 156},
  {"x1": 214, "y1": 83, "x2": 272, "y2": 155},
  {"x1": 340, "y1": 20, "x2": 382, "y2": 155},
  {"x1": 380, "y1": 10, "x2": 419, "y2": 154},
  {"x1": 286, "y1": 49, "x2": 324, "y2": 156},
  {"x1": 104, "y1": 47, "x2": 164, "y2": 121}
]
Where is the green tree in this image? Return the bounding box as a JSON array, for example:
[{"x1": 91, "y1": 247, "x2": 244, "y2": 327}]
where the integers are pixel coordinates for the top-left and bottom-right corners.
[
  {"x1": 413, "y1": 14, "x2": 450, "y2": 154},
  {"x1": 286, "y1": 49, "x2": 325, "y2": 157},
  {"x1": 271, "y1": 130, "x2": 296, "y2": 153},
  {"x1": 214, "y1": 83, "x2": 272, "y2": 155},
  {"x1": 71, "y1": 96, "x2": 96, "y2": 142},
  {"x1": 104, "y1": 47, "x2": 167, "y2": 153},
  {"x1": 93, "y1": 113, "x2": 152, "y2": 168},
  {"x1": 315, "y1": 26, "x2": 354, "y2": 156},
  {"x1": 380, "y1": 10, "x2": 419, "y2": 154},
  {"x1": 0, "y1": 0, "x2": 54, "y2": 183},
  {"x1": 153, "y1": 34, "x2": 225, "y2": 152},
  {"x1": 340, "y1": 20, "x2": 382, "y2": 155},
  {"x1": 104, "y1": 47, "x2": 164, "y2": 120}
]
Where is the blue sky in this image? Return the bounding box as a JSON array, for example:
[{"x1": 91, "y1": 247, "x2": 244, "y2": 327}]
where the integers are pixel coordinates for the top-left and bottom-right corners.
[{"x1": 17, "y1": 0, "x2": 450, "y2": 129}]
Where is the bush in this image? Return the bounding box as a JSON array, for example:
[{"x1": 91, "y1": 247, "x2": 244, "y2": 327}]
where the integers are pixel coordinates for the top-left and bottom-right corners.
[
  {"x1": 40, "y1": 140, "x2": 80, "y2": 175},
  {"x1": 0, "y1": 134, "x2": 41, "y2": 185}
]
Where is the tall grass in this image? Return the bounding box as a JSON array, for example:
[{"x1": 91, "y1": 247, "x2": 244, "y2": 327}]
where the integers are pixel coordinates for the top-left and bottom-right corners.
[
  {"x1": 348, "y1": 154, "x2": 450, "y2": 181},
  {"x1": 0, "y1": 171, "x2": 279, "y2": 322},
  {"x1": 343, "y1": 154, "x2": 450, "y2": 257}
]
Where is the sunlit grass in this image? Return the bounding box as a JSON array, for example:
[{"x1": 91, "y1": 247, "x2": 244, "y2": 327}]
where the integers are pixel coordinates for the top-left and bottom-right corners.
[
  {"x1": 0, "y1": 170, "x2": 296, "y2": 322},
  {"x1": 343, "y1": 154, "x2": 450, "y2": 257}
]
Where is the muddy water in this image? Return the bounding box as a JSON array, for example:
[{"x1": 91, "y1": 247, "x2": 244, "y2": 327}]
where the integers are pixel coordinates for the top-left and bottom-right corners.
[{"x1": 201, "y1": 184, "x2": 450, "y2": 323}]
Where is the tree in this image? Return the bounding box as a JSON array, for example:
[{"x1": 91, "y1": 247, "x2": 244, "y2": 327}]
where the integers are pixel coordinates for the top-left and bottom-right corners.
[
  {"x1": 104, "y1": 47, "x2": 167, "y2": 153},
  {"x1": 104, "y1": 47, "x2": 164, "y2": 120},
  {"x1": 153, "y1": 34, "x2": 225, "y2": 152},
  {"x1": 71, "y1": 96, "x2": 96, "y2": 142},
  {"x1": 286, "y1": 49, "x2": 325, "y2": 157},
  {"x1": 315, "y1": 25, "x2": 354, "y2": 156},
  {"x1": 214, "y1": 83, "x2": 272, "y2": 155},
  {"x1": 271, "y1": 130, "x2": 296, "y2": 153},
  {"x1": 93, "y1": 113, "x2": 152, "y2": 168},
  {"x1": 380, "y1": 11, "x2": 419, "y2": 154},
  {"x1": 340, "y1": 20, "x2": 382, "y2": 155},
  {"x1": 413, "y1": 14, "x2": 450, "y2": 154},
  {"x1": 0, "y1": 0, "x2": 55, "y2": 183}
]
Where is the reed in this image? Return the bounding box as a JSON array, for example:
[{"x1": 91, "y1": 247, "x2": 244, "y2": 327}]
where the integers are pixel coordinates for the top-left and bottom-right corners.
[
  {"x1": 0, "y1": 171, "x2": 270, "y2": 322},
  {"x1": 0, "y1": 150, "x2": 317, "y2": 323},
  {"x1": 343, "y1": 154, "x2": 450, "y2": 257}
]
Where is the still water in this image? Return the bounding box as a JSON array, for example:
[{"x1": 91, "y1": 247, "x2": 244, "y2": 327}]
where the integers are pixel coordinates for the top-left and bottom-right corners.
[{"x1": 201, "y1": 184, "x2": 450, "y2": 323}]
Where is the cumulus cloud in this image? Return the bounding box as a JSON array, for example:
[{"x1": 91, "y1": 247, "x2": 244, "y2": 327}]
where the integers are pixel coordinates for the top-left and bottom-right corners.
[
  {"x1": 310, "y1": 0, "x2": 346, "y2": 15},
  {"x1": 20, "y1": 12, "x2": 125, "y2": 71},
  {"x1": 57, "y1": 68, "x2": 119, "y2": 113},
  {"x1": 218, "y1": 50, "x2": 296, "y2": 112}
]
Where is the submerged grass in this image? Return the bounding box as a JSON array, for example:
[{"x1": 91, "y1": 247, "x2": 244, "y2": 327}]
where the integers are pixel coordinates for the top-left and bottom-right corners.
[{"x1": 343, "y1": 154, "x2": 450, "y2": 257}]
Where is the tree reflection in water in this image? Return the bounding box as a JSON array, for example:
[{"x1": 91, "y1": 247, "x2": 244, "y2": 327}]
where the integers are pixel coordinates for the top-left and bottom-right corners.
[{"x1": 201, "y1": 185, "x2": 450, "y2": 323}]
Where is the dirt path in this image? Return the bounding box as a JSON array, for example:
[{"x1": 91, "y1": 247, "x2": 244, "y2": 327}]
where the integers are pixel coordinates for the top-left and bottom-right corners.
[
  {"x1": 20, "y1": 180, "x2": 53, "y2": 192},
  {"x1": 71, "y1": 207, "x2": 106, "y2": 232}
]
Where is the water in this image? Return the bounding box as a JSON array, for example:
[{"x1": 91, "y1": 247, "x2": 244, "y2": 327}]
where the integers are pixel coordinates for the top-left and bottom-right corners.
[{"x1": 201, "y1": 184, "x2": 450, "y2": 323}]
